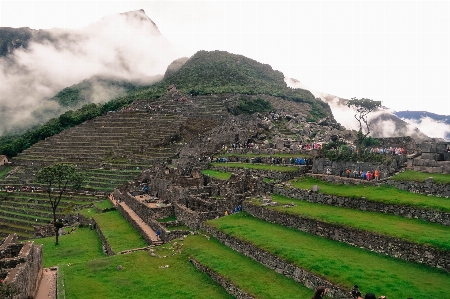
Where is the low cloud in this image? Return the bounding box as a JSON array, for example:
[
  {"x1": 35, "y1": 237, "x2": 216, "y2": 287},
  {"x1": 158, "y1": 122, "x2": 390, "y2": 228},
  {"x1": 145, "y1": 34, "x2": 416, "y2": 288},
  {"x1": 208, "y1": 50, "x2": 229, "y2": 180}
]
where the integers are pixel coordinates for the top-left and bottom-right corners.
[
  {"x1": 0, "y1": 10, "x2": 180, "y2": 135},
  {"x1": 285, "y1": 77, "x2": 430, "y2": 140},
  {"x1": 401, "y1": 117, "x2": 450, "y2": 141}
]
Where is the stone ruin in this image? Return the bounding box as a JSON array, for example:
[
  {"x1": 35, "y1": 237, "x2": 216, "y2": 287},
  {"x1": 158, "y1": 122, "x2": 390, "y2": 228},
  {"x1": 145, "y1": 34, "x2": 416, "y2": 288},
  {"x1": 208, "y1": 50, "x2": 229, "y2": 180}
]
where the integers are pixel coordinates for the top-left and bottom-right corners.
[
  {"x1": 0, "y1": 234, "x2": 42, "y2": 299},
  {"x1": 411, "y1": 140, "x2": 450, "y2": 173},
  {"x1": 114, "y1": 163, "x2": 269, "y2": 238}
]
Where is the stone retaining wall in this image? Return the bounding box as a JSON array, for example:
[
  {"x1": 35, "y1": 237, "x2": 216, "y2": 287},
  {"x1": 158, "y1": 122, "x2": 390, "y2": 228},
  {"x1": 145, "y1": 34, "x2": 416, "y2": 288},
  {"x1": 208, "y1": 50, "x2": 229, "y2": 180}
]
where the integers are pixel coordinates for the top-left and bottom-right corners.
[
  {"x1": 175, "y1": 204, "x2": 217, "y2": 230},
  {"x1": 212, "y1": 166, "x2": 307, "y2": 182},
  {"x1": 273, "y1": 185, "x2": 450, "y2": 226},
  {"x1": 200, "y1": 224, "x2": 351, "y2": 299},
  {"x1": 244, "y1": 201, "x2": 450, "y2": 272},
  {"x1": 386, "y1": 179, "x2": 450, "y2": 197},
  {"x1": 312, "y1": 158, "x2": 404, "y2": 180},
  {"x1": 189, "y1": 257, "x2": 254, "y2": 299},
  {"x1": 93, "y1": 219, "x2": 114, "y2": 255}
]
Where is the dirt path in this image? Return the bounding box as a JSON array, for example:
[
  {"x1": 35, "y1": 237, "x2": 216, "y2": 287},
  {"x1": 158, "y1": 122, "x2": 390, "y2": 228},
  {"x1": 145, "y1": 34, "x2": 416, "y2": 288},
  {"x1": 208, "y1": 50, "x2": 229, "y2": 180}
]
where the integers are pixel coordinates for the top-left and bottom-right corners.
[{"x1": 35, "y1": 267, "x2": 57, "y2": 299}]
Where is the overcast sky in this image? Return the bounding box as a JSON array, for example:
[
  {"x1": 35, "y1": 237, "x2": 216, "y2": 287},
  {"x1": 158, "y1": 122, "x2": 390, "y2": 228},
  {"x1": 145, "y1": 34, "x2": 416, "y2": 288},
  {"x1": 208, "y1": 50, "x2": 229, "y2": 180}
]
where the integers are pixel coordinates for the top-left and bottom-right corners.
[{"x1": 1, "y1": 0, "x2": 449, "y2": 116}]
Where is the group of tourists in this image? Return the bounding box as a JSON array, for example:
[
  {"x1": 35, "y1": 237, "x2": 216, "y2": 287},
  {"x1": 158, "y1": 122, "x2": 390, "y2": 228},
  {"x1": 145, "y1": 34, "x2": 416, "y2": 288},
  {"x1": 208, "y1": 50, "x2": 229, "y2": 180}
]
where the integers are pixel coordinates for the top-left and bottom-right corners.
[
  {"x1": 326, "y1": 168, "x2": 381, "y2": 181},
  {"x1": 224, "y1": 205, "x2": 242, "y2": 216},
  {"x1": 1, "y1": 185, "x2": 41, "y2": 193},
  {"x1": 368, "y1": 147, "x2": 407, "y2": 155}
]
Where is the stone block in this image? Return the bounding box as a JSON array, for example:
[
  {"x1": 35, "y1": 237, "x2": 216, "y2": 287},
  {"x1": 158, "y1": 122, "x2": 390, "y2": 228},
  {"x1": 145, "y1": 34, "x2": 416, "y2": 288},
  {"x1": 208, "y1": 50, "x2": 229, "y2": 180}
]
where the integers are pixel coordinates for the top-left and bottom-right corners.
[
  {"x1": 423, "y1": 159, "x2": 437, "y2": 167},
  {"x1": 436, "y1": 143, "x2": 447, "y2": 153},
  {"x1": 429, "y1": 166, "x2": 443, "y2": 174},
  {"x1": 413, "y1": 158, "x2": 424, "y2": 166},
  {"x1": 420, "y1": 142, "x2": 432, "y2": 152},
  {"x1": 421, "y1": 153, "x2": 438, "y2": 160}
]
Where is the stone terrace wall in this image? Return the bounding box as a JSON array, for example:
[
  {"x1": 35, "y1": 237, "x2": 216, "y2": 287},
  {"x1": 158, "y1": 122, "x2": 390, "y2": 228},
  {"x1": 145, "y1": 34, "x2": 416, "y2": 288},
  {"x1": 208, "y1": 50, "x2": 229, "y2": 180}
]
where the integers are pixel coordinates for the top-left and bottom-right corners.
[
  {"x1": 189, "y1": 257, "x2": 254, "y2": 299},
  {"x1": 200, "y1": 224, "x2": 351, "y2": 299},
  {"x1": 212, "y1": 166, "x2": 308, "y2": 182},
  {"x1": 312, "y1": 158, "x2": 403, "y2": 180},
  {"x1": 386, "y1": 179, "x2": 450, "y2": 197},
  {"x1": 93, "y1": 219, "x2": 114, "y2": 255},
  {"x1": 273, "y1": 185, "x2": 450, "y2": 226},
  {"x1": 175, "y1": 204, "x2": 217, "y2": 230},
  {"x1": 244, "y1": 202, "x2": 450, "y2": 272}
]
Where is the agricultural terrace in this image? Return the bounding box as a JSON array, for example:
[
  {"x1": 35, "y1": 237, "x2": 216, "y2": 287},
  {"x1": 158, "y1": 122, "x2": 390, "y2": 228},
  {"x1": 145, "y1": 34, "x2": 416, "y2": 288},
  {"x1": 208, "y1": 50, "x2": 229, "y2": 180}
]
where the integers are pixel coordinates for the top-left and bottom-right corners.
[
  {"x1": 206, "y1": 213, "x2": 450, "y2": 299},
  {"x1": 391, "y1": 170, "x2": 450, "y2": 184},
  {"x1": 211, "y1": 162, "x2": 299, "y2": 172},
  {"x1": 93, "y1": 210, "x2": 148, "y2": 253},
  {"x1": 201, "y1": 169, "x2": 232, "y2": 180},
  {"x1": 250, "y1": 195, "x2": 450, "y2": 251},
  {"x1": 214, "y1": 153, "x2": 311, "y2": 158},
  {"x1": 34, "y1": 228, "x2": 233, "y2": 299},
  {"x1": 183, "y1": 234, "x2": 319, "y2": 299},
  {"x1": 291, "y1": 177, "x2": 450, "y2": 212}
]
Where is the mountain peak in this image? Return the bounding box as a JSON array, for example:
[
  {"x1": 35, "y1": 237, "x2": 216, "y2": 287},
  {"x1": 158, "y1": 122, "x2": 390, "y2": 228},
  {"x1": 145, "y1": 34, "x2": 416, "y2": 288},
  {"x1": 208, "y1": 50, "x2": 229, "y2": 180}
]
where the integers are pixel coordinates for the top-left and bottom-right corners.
[{"x1": 119, "y1": 9, "x2": 158, "y2": 29}]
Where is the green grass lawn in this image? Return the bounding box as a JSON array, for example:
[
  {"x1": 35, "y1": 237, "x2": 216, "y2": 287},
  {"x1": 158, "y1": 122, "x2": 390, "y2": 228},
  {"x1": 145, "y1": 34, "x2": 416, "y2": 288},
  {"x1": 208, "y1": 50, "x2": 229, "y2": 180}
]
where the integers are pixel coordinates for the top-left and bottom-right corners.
[
  {"x1": 32, "y1": 227, "x2": 104, "y2": 267},
  {"x1": 183, "y1": 234, "x2": 319, "y2": 299},
  {"x1": 252, "y1": 195, "x2": 450, "y2": 251},
  {"x1": 0, "y1": 166, "x2": 12, "y2": 179},
  {"x1": 391, "y1": 170, "x2": 450, "y2": 184},
  {"x1": 93, "y1": 199, "x2": 114, "y2": 210},
  {"x1": 291, "y1": 177, "x2": 450, "y2": 212},
  {"x1": 206, "y1": 212, "x2": 450, "y2": 299},
  {"x1": 60, "y1": 248, "x2": 233, "y2": 299},
  {"x1": 201, "y1": 169, "x2": 232, "y2": 180},
  {"x1": 212, "y1": 162, "x2": 299, "y2": 172},
  {"x1": 93, "y1": 210, "x2": 147, "y2": 252},
  {"x1": 78, "y1": 207, "x2": 98, "y2": 219}
]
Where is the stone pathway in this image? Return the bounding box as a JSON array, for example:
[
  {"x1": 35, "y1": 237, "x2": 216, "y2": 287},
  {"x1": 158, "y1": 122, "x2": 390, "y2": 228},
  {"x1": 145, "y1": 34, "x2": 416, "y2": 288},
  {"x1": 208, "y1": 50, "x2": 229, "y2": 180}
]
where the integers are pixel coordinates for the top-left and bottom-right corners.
[
  {"x1": 35, "y1": 267, "x2": 57, "y2": 299},
  {"x1": 109, "y1": 193, "x2": 161, "y2": 244}
]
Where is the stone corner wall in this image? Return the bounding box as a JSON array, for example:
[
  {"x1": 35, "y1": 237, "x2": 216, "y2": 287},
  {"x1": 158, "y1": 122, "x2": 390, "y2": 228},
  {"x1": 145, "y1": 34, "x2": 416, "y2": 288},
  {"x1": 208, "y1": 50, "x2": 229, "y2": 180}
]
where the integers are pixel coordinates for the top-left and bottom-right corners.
[{"x1": 2, "y1": 240, "x2": 43, "y2": 299}]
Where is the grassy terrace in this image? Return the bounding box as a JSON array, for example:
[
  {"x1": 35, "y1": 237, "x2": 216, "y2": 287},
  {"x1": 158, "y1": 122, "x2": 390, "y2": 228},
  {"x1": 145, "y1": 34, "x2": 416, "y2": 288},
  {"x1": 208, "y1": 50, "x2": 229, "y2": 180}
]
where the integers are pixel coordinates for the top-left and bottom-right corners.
[
  {"x1": 214, "y1": 153, "x2": 311, "y2": 158},
  {"x1": 60, "y1": 250, "x2": 232, "y2": 299},
  {"x1": 184, "y1": 234, "x2": 318, "y2": 299},
  {"x1": 291, "y1": 177, "x2": 450, "y2": 212},
  {"x1": 0, "y1": 166, "x2": 12, "y2": 179},
  {"x1": 201, "y1": 169, "x2": 232, "y2": 180},
  {"x1": 93, "y1": 210, "x2": 147, "y2": 252},
  {"x1": 34, "y1": 228, "x2": 232, "y2": 298},
  {"x1": 391, "y1": 170, "x2": 450, "y2": 184},
  {"x1": 211, "y1": 162, "x2": 299, "y2": 172},
  {"x1": 206, "y1": 213, "x2": 450, "y2": 299},
  {"x1": 251, "y1": 195, "x2": 450, "y2": 251}
]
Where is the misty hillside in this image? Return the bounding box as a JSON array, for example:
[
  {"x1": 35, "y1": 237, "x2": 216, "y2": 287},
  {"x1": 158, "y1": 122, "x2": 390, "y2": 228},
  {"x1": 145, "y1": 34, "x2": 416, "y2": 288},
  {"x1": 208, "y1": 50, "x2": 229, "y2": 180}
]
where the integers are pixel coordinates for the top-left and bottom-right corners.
[
  {"x1": 0, "y1": 50, "x2": 335, "y2": 157},
  {"x1": 394, "y1": 111, "x2": 450, "y2": 141},
  {"x1": 285, "y1": 78, "x2": 430, "y2": 141},
  {"x1": 0, "y1": 9, "x2": 178, "y2": 137},
  {"x1": 394, "y1": 111, "x2": 450, "y2": 125},
  {"x1": 0, "y1": 27, "x2": 33, "y2": 56}
]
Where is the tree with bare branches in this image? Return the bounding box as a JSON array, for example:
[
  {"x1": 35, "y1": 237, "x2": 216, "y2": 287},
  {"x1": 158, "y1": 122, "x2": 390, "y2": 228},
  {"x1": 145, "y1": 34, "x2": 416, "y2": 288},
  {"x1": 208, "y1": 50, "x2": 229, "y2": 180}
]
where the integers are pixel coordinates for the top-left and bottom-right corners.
[{"x1": 36, "y1": 163, "x2": 84, "y2": 245}]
